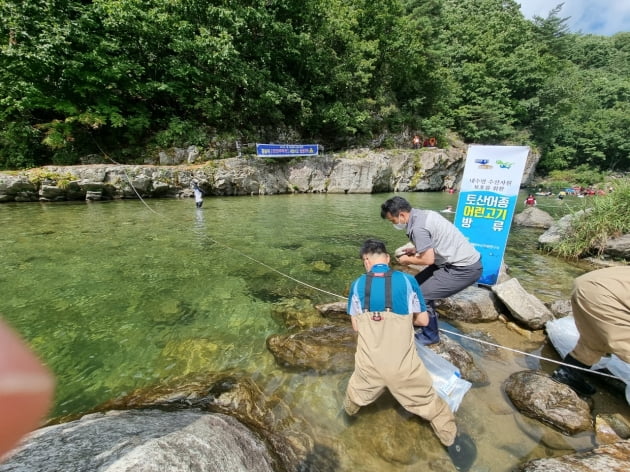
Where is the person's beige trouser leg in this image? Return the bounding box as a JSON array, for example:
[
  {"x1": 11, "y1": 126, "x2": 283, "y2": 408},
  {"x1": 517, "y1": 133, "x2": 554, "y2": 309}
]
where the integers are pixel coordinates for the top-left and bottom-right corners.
[{"x1": 345, "y1": 311, "x2": 457, "y2": 446}]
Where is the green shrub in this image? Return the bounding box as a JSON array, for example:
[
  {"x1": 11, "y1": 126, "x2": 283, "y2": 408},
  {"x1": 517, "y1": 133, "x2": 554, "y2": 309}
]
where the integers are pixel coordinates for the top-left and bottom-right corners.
[
  {"x1": 0, "y1": 122, "x2": 44, "y2": 169},
  {"x1": 551, "y1": 179, "x2": 630, "y2": 258}
]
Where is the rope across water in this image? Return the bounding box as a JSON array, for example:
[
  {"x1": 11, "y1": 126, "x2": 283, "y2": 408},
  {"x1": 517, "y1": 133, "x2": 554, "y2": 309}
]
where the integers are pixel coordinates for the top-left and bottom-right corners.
[{"x1": 108, "y1": 155, "x2": 625, "y2": 383}]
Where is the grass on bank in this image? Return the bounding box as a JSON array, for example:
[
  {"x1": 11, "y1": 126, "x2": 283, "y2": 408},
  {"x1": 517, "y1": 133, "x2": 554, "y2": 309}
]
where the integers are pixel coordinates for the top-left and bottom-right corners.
[{"x1": 549, "y1": 178, "x2": 630, "y2": 259}]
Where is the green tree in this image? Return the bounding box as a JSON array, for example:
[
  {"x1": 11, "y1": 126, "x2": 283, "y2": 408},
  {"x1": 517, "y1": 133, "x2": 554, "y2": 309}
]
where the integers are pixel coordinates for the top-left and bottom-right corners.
[{"x1": 438, "y1": 0, "x2": 558, "y2": 143}]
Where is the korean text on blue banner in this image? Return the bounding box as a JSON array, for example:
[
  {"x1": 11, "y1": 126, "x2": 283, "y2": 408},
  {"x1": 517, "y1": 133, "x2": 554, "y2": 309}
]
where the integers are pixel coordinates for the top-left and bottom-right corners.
[
  {"x1": 256, "y1": 144, "x2": 319, "y2": 158},
  {"x1": 454, "y1": 145, "x2": 530, "y2": 285}
]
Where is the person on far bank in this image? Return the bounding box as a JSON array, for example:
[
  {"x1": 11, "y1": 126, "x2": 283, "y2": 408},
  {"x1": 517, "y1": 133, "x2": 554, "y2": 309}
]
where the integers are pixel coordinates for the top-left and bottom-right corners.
[
  {"x1": 192, "y1": 181, "x2": 204, "y2": 208},
  {"x1": 551, "y1": 266, "x2": 630, "y2": 396},
  {"x1": 524, "y1": 194, "x2": 537, "y2": 206},
  {"x1": 343, "y1": 238, "x2": 476, "y2": 471},
  {"x1": 381, "y1": 196, "x2": 482, "y2": 345}
]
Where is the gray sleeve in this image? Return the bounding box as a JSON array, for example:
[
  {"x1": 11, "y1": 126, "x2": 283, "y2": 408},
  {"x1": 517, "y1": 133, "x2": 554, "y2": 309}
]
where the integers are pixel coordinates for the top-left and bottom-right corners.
[{"x1": 409, "y1": 220, "x2": 433, "y2": 254}]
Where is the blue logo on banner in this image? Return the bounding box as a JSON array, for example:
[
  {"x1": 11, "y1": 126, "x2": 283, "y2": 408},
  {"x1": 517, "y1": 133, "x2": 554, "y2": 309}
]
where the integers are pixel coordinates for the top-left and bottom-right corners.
[{"x1": 256, "y1": 144, "x2": 319, "y2": 158}]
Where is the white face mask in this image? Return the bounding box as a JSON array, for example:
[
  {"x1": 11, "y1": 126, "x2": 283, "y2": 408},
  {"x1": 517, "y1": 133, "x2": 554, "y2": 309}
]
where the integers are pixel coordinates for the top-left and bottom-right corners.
[{"x1": 392, "y1": 216, "x2": 406, "y2": 230}]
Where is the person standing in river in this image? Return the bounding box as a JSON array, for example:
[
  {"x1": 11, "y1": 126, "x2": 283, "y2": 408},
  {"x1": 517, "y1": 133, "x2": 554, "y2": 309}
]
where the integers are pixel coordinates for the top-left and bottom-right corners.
[
  {"x1": 343, "y1": 238, "x2": 476, "y2": 471},
  {"x1": 380, "y1": 196, "x2": 482, "y2": 345},
  {"x1": 552, "y1": 266, "x2": 630, "y2": 396}
]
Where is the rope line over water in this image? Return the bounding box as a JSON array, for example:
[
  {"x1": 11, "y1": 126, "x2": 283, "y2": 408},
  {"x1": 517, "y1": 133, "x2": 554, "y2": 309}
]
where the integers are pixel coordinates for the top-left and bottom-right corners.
[{"x1": 107, "y1": 155, "x2": 626, "y2": 384}]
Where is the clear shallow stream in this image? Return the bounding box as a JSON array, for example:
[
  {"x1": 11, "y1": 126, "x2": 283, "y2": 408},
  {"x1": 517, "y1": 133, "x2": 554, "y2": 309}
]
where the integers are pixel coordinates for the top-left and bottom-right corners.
[{"x1": 1, "y1": 190, "x2": 627, "y2": 471}]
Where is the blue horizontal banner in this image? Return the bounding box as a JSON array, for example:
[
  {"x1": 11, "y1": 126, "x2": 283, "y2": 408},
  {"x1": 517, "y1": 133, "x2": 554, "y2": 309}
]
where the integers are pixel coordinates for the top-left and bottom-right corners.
[{"x1": 256, "y1": 144, "x2": 319, "y2": 158}]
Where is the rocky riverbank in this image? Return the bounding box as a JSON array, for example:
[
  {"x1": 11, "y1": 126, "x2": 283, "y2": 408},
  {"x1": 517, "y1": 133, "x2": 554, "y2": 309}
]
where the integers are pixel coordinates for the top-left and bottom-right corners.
[
  {"x1": 514, "y1": 206, "x2": 630, "y2": 261},
  {"x1": 0, "y1": 146, "x2": 539, "y2": 202}
]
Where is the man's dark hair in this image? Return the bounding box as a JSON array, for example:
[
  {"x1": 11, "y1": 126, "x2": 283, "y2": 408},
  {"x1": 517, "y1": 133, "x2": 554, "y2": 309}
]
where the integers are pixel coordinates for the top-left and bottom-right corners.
[
  {"x1": 359, "y1": 238, "x2": 388, "y2": 258},
  {"x1": 380, "y1": 196, "x2": 412, "y2": 219}
]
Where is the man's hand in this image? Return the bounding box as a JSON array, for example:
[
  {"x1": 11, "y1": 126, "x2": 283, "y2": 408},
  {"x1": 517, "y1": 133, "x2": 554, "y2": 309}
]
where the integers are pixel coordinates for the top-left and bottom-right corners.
[{"x1": 396, "y1": 254, "x2": 413, "y2": 266}]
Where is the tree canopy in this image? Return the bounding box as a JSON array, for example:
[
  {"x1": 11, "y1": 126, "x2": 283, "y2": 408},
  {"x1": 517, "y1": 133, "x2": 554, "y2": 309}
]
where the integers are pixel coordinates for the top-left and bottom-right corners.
[{"x1": 0, "y1": 0, "x2": 628, "y2": 172}]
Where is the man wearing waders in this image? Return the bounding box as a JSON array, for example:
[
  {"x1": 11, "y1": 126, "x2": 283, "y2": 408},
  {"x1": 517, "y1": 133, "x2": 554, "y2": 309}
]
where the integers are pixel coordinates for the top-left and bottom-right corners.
[
  {"x1": 343, "y1": 239, "x2": 476, "y2": 471},
  {"x1": 552, "y1": 266, "x2": 630, "y2": 396},
  {"x1": 381, "y1": 196, "x2": 482, "y2": 346}
]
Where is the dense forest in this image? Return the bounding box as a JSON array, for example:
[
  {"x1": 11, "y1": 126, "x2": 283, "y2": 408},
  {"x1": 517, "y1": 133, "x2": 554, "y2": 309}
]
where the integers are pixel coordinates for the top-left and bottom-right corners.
[{"x1": 1, "y1": 0, "x2": 628, "y2": 173}]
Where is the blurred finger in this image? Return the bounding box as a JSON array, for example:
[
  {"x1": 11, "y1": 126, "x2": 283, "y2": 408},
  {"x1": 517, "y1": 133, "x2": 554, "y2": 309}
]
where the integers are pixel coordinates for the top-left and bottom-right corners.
[{"x1": 0, "y1": 319, "x2": 55, "y2": 459}]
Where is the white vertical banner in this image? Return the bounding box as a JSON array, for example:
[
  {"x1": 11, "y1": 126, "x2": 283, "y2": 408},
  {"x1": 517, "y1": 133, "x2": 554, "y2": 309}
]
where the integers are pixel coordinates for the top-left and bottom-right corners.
[{"x1": 454, "y1": 145, "x2": 530, "y2": 285}]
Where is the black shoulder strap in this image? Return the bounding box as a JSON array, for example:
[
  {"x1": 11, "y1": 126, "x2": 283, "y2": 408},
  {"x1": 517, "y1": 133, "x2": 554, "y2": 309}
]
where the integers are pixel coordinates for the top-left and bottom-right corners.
[{"x1": 364, "y1": 270, "x2": 393, "y2": 312}]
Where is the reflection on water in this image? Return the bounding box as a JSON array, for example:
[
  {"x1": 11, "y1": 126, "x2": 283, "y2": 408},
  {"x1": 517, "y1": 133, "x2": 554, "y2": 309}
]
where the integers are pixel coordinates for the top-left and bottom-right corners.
[{"x1": 0, "y1": 191, "x2": 626, "y2": 471}]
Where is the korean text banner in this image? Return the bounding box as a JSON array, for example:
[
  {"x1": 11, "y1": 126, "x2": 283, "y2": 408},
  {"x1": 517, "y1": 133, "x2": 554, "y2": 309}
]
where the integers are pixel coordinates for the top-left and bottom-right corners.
[
  {"x1": 454, "y1": 145, "x2": 530, "y2": 285},
  {"x1": 256, "y1": 144, "x2": 319, "y2": 158}
]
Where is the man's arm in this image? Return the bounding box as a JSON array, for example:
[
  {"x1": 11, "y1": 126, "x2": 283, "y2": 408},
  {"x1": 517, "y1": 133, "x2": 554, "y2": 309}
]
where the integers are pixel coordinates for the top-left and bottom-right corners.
[
  {"x1": 413, "y1": 311, "x2": 429, "y2": 326},
  {"x1": 397, "y1": 247, "x2": 435, "y2": 266}
]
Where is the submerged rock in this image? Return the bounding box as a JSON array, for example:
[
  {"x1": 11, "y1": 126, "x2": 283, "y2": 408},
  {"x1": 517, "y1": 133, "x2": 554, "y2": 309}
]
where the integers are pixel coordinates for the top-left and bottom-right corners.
[
  {"x1": 595, "y1": 415, "x2": 623, "y2": 445},
  {"x1": 315, "y1": 301, "x2": 348, "y2": 322},
  {"x1": 429, "y1": 335, "x2": 489, "y2": 386},
  {"x1": 271, "y1": 297, "x2": 326, "y2": 330},
  {"x1": 517, "y1": 439, "x2": 630, "y2": 471},
  {"x1": 266, "y1": 324, "x2": 357, "y2": 373},
  {"x1": 341, "y1": 399, "x2": 446, "y2": 466},
  {"x1": 596, "y1": 413, "x2": 630, "y2": 440}
]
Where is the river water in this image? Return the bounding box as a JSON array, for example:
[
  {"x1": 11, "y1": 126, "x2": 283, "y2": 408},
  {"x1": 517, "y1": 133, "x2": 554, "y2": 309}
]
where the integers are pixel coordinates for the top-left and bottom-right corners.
[{"x1": 1, "y1": 191, "x2": 627, "y2": 471}]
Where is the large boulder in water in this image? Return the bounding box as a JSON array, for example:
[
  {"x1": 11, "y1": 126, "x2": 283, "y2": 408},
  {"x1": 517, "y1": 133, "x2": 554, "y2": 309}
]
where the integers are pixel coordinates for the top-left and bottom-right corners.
[
  {"x1": 538, "y1": 210, "x2": 585, "y2": 247},
  {"x1": 0, "y1": 409, "x2": 277, "y2": 472},
  {"x1": 89, "y1": 372, "x2": 316, "y2": 472},
  {"x1": 504, "y1": 370, "x2": 593, "y2": 435},
  {"x1": 492, "y1": 278, "x2": 554, "y2": 330},
  {"x1": 437, "y1": 285, "x2": 504, "y2": 323},
  {"x1": 513, "y1": 207, "x2": 555, "y2": 229}
]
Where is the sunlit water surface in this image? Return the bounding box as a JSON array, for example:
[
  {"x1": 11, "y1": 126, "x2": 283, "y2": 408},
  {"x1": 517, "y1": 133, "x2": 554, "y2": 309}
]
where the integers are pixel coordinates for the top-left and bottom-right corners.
[{"x1": 1, "y1": 191, "x2": 627, "y2": 471}]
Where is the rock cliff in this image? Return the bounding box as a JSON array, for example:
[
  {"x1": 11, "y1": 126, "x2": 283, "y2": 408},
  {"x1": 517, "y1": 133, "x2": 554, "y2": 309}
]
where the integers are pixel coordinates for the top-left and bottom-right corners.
[{"x1": 0, "y1": 147, "x2": 539, "y2": 202}]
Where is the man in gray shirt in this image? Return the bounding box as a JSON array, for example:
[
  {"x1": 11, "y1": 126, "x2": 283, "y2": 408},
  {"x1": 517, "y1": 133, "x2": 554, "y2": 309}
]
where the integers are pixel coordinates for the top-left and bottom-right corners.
[{"x1": 381, "y1": 196, "x2": 482, "y2": 345}]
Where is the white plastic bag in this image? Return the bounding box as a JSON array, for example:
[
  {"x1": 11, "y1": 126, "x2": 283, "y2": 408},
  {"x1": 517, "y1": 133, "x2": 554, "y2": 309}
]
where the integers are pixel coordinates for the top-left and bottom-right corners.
[
  {"x1": 546, "y1": 316, "x2": 630, "y2": 405},
  {"x1": 416, "y1": 342, "x2": 472, "y2": 412},
  {"x1": 545, "y1": 316, "x2": 579, "y2": 359}
]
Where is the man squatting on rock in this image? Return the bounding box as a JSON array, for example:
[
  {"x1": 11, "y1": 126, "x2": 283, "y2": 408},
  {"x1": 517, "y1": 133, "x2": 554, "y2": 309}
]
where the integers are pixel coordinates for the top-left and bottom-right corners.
[
  {"x1": 381, "y1": 196, "x2": 482, "y2": 345},
  {"x1": 343, "y1": 239, "x2": 475, "y2": 471},
  {"x1": 552, "y1": 266, "x2": 630, "y2": 396}
]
